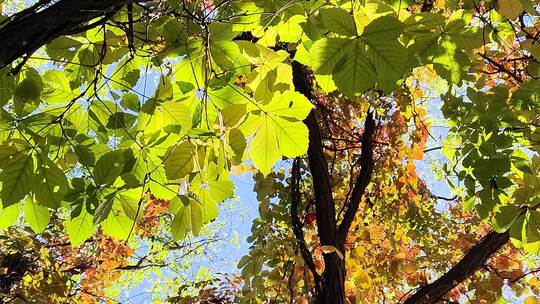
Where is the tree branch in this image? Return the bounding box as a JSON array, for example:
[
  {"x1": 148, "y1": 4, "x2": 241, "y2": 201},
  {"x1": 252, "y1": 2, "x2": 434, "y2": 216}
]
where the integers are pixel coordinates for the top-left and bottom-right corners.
[
  {"x1": 290, "y1": 158, "x2": 322, "y2": 295},
  {"x1": 337, "y1": 112, "x2": 376, "y2": 239},
  {"x1": 0, "y1": 0, "x2": 134, "y2": 70},
  {"x1": 292, "y1": 61, "x2": 338, "y2": 247},
  {"x1": 404, "y1": 230, "x2": 509, "y2": 304}
]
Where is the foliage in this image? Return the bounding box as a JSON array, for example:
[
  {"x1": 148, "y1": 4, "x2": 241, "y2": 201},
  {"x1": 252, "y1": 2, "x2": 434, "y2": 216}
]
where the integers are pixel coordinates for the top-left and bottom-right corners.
[{"x1": 0, "y1": 0, "x2": 540, "y2": 303}]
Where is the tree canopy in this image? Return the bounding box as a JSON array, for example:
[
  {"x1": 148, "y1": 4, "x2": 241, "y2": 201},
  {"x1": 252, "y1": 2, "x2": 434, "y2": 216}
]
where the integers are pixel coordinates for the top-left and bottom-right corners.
[{"x1": 1, "y1": 0, "x2": 540, "y2": 303}]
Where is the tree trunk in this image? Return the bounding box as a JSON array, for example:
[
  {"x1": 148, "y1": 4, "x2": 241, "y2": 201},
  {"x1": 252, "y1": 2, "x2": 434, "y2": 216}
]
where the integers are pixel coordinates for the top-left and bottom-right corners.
[
  {"x1": 318, "y1": 246, "x2": 346, "y2": 304},
  {"x1": 292, "y1": 61, "x2": 347, "y2": 304},
  {"x1": 0, "y1": 0, "x2": 130, "y2": 69}
]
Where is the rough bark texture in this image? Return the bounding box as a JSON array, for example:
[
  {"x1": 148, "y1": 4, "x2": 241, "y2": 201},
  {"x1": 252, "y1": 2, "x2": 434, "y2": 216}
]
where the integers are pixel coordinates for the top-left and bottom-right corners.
[
  {"x1": 404, "y1": 231, "x2": 510, "y2": 304},
  {"x1": 292, "y1": 61, "x2": 377, "y2": 304},
  {"x1": 338, "y1": 111, "x2": 375, "y2": 241},
  {"x1": 292, "y1": 61, "x2": 344, "y2": 304},
  {"x1": 0, "y1": 0, "x2": 131, "y2": 69}
]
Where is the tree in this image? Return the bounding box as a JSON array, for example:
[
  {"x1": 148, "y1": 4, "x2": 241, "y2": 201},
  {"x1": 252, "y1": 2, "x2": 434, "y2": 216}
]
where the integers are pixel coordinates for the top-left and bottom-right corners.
[{"x1": 0, "y1": 0, "x2": 540, "y2": 303}]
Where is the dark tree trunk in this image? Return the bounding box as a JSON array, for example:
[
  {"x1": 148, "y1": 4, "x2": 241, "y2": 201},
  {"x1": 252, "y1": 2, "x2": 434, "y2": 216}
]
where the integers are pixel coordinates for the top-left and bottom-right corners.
[
  {"x1": 318, "y1": 245, "x2": 346, "y2": 304},
  {"x1": 0, "y1": 0, "x2": 130, "y2": 69},
  {"x1": 292, "y1": 61, "x2": 346, "y2": 304},
  {"x1": 292, "y1": 61, "x2": 376, "y2": 304}
]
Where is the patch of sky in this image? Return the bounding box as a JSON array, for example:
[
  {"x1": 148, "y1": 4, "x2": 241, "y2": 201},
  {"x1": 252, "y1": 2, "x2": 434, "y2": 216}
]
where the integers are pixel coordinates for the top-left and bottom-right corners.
[{"x1": 113, "y1": 172, "x2": 259, "y2": 302}]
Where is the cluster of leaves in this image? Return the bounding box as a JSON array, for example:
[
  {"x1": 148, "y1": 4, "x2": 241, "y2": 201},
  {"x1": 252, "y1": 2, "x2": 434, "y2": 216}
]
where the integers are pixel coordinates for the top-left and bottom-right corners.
[
  {"x1": 0, "y1": 193, "x2": 232, "y2": 303},
  {"x1": 0, "y1": 0, "x2": 540, "y2": 303}
]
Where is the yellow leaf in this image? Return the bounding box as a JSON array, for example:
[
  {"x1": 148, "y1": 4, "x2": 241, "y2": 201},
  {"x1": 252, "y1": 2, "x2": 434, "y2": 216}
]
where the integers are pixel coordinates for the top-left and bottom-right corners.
[
  {"x1": 524, "y1": 296, "x2": 540, "y2": 304},
  {"x1": 352, "y1": 269, "x2": 371, "y2": 289},
  {"x1": 345, "y1": 280, "x2": 356, "y2": 295}
]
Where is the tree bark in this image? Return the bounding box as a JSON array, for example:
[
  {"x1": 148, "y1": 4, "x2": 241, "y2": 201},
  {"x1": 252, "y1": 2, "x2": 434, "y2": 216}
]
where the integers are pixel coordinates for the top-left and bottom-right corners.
[
  {"x1": 292, "y1": 61, "x2": 346, "y2": 304},
  {"x1": 404, "y1": 231, "x2": 509, "y2": 304},
  {"x1": 292, "y1": 61, "x2": 376, "y2": 304},
  {"x1": 0, "y1": 0, "x2": 131, "y2": 69}
]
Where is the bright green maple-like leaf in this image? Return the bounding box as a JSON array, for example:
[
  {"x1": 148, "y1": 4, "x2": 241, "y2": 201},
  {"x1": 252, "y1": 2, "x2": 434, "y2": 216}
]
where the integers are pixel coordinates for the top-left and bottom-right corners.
[
  {"x1": 41, "y1": 70, "x2": 80, "y2": 104},
  {"x1": 93, "y1": 150, "x2": 130, "y2": 186},
  {"x1": 241, "y1": 90, "x2": 312, "y2": 175},
  {"x1": 524, "y1": 210, "x2": 540, "y2": 244},
  {"x1": 320, "y1": 7, "x2": 357, "y2": 36},
  {"x1": 309, "y1": 15, "x2": 407, "y2": 97}
]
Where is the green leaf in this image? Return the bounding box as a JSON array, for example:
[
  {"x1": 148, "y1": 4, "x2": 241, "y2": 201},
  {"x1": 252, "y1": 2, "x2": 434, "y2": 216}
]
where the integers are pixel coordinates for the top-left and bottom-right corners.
[
  {"x1": 111, "y1": 56, "x2": 140, "y2": 91},
  {"x1": 314, "y1": 74, "x2": 336, "y2": 94},
  {"x1": 169, "y1": 195, "x2": 210, "y2": 239},
  {"x1": 116, "y1": 188, "x2": 143, "y2": 220},
  {"x1": 432, "y1": 38, "x2": 471, "y2": 84},
  {"x1": 46, "y1": 37, "x2": 82, "y2": 61},
  {"x1": 309, "y1": 15, "x2": 407, "y2": 96},
  {"x1": 93, "y1": 150, "x2": 127, "y2": 185},
  {"x1": 514, "y1": 159, "x2": 533, "y2": 174},
  {"x1": 0, "y1": 71, "x2": 16, "y2": 107},
  {"x1": 276, "y1": 15, "x2": 306, "y2": 43},
  {"x1": 164, "y1": 141, "x2": 195, "y2": 180},
  {"x1": 170, "y1": 195, "x2": 192, "y2": 240},
  {"x1": 493, "y1": 205, "x2": 521, "y2": 233},
  {"x1": 189, "y1": 199, "x2": 204, "y2": 236},
  {"x1": 24, "y1": 197, "x2": 50, "y2": 234},
  {"x1": 210, "y1": 31, "x2": 246, "y2": 72},
  {"x1": 360, "y1": 16, "x2": 407, "y2": 91},
  {"x1": 237, "y1": 41, "x2": 289, "y2": 66},
  {"x1": 93, "y1": 192, "x2": 115, "y2": 225},
  {"x1": 309, "y1": 38, "x2": 351, "y2": 74},
  {"x1": 33, "y1": 157, "x2": 68, "y2": 208},
  {"x1": 0, "y1": 140, "x2": 26, "y2": 169},
  {"x1": 14, "y1": 68, "x2": 42, "y2": 102},
  {"x1": 221, "y1": 104, "x2": 246, "y2": 128},
  {"x1": 332, "y1": 39, "x2": 376, "y2": 97},
  {"x1": 403, "y1": 13, "x2": 444, "y2": 63},
  {"x1": 74, "y1": 145, "x2": 96, "y2": 167},
  {"x1": 524, "y1": 210, "x2": 540, "y2": 243},
  {"x1": 160, "y1": 101, "x2": 192, "y2": 131},
  {"x1": 242, "y1": 90, "x2": 312, "y2": 174},
  {"x1": 266, "y1": 90, "x2": 313, "y2": 119},
  {"x1": 66, "y1": 207, "x2": 94, "y2": 246},
  {"x1": 275, "y1": 118, "x2": 309, "y2": 158},
  {"x1": 121, "y1": 93, "x2": 140, "y2": 112},
  {"x1": 198, "y1": 190, "x2": 218, "y2": 223},
  {"x1": 0, "y1": 154, "x2": 34, "y2": 207},
  {"x1": 0, "y1": 202, "x2": 21, "y2": 230},
  {"x1": 101, "y1": 200, "x2": 135, "y2": 240},
  {"x1": 207, "y1": 85, "x2": 247, "y2": 109},
  {"x1": 41, "y1": 70, "x2": 80, "y2": 104},
  {"x1": 229, "y1": 128, "x2": 246, "y2": 163},
  {"x1": 509, "y1": 213, "x2": 526, "y2": 243},
  {"x1": 495, "y1": 0, "x2": 523, "y2": 20},
  {"x1": 206, "y1": 167, "x2": 234, "y2": 203},
  {"x1": 249, "y1": 116, "x2": 280, "y2": 175},
  {"x1": 320, "y1": 7, "x2": 357, "y2": 36}
]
